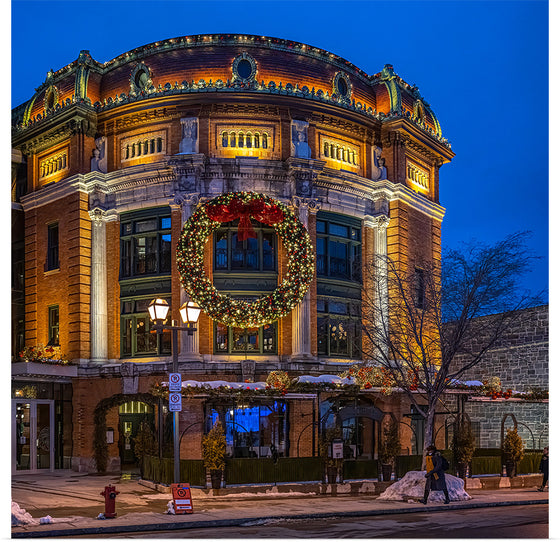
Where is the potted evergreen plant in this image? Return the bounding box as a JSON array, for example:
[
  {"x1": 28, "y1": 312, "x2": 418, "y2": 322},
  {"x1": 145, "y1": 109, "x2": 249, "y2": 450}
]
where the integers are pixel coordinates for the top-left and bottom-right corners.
[
  {"x1": 451, "y1": 417, "x2": 476, "y2": 479},
  {"x1": 378, "y1": 419, "x2": 401, "y2": 481},
  {"x1": 202, "y1": 421, "x2": 226, "y2": 489},
  {"x1": 502, "y1": 428, "x2": 524, "y2": 477}
]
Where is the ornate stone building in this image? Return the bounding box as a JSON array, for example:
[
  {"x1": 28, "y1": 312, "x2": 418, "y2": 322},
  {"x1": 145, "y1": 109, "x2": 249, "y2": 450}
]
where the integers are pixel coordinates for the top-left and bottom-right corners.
[{"x1": 11, "y1": 34, "x2": 453, "y2": 474}]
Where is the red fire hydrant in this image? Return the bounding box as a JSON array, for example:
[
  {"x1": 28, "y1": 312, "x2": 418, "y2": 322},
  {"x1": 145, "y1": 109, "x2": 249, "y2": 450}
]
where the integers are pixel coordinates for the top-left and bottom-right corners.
[{"x1": 100, "y1": 485, "x2": 119, "y2": 518}]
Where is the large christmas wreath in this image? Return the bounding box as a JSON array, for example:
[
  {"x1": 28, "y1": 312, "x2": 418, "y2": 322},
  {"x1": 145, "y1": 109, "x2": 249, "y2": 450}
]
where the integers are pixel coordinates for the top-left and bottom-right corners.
[{"x1": 177, "y1": 191, "x2": 314, "y2": 328}]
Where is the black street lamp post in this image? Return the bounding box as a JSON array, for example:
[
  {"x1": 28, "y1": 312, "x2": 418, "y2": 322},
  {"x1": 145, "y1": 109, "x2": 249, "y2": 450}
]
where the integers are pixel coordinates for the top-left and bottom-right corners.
[{"x1": 148, "y1": 297, "x2": 201, "y2": 483}]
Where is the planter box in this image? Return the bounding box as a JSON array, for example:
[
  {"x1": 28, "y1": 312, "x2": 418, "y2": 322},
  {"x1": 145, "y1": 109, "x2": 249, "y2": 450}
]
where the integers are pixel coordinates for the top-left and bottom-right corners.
[{"x1": 12, "y1": 362, "x2": 77, "y2": 378}]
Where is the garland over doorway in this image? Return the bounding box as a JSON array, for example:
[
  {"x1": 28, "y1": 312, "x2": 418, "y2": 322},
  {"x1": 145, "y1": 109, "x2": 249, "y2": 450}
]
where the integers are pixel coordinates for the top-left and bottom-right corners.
[{"x1": 93, "y1": 393, "x2": 158, "y2": 473}]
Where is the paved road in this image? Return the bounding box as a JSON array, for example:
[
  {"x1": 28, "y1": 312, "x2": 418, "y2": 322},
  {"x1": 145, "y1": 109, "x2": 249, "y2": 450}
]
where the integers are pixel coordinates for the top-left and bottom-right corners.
[{"x1": 74, "y1": 504, "x2": 548, "y2": 538}]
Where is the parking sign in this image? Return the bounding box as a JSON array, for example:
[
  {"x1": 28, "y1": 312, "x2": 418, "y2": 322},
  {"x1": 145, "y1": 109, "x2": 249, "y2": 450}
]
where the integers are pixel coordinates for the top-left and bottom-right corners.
[
  {"x1": 169, "y1": 392, "x2": 182, "y2": 411},
  {"x1": 169, "y1": 373, "x2": 182, "y2": 392}
]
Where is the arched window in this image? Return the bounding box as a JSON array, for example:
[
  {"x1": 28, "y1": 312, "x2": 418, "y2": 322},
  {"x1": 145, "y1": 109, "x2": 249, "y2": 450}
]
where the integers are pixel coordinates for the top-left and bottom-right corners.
[
  {"x1": 157, "y1": 138, "x2": 162, "y2": 152},
  {"x1": 262, "y1": 133, "x2": 268, "y2": 149},
  {"x1": 254, "y1": 133, "x2": 260, "y2": 148},
  {"x1": 324, "y1": 142, "x2": 330, "y2": 157},
  {"x1": 231, "y1": 132, "x2": 237, "y2": 147},
  {"x1": 246, "y1": 133, "x2": 252, "y2": 148},
  {"x1": 238, "y1": 132, "x2": 244, "y2": 148},
  {"x1": 222, "y1": 132, "x2": 228, "y2": 147}
]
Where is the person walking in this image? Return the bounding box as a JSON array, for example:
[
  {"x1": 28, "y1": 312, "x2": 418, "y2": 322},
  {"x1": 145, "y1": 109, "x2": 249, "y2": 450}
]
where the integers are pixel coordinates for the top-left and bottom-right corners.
[
  {"x1": 537, "y1": 446, "x2": 548, "y2": 491},
  {"x1": 421, "y1": 444, "x2": 450, "y2": 504}
]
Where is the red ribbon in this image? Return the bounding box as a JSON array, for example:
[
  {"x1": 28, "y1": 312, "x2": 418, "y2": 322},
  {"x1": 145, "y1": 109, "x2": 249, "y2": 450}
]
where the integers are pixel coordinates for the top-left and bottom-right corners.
[{"x1": 206, "y1": 198, "x2": 284, "y2": 241}]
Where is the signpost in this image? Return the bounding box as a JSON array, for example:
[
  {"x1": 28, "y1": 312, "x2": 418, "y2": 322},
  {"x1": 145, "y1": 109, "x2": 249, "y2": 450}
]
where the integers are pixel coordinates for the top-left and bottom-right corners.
[{"x1": 332, "y1": 438, "x2": 344, "y2": 460}]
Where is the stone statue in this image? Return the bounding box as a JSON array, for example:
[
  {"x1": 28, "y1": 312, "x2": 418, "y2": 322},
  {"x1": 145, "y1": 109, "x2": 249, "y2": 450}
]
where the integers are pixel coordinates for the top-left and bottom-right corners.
[
  {"x1": 180, "y1": 117, "x2": 198, "y2": 154},
  {"x1": 90, "y1": 137, "x2": 107, "y2": 173},
  {"x1": 378, "y1": 157, "x2": 388, "y2": 180},
  {"x1": 371, "y1": 145, "x2": 385, "y2": 181},
  {"x1": 292, "y1": 120, "x2": 311, "y2": 159}
]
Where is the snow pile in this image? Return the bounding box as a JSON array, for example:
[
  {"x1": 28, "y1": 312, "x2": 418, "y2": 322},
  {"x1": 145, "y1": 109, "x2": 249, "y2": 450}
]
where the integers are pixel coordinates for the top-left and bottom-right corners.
[
  {"x1": 12, "y1": 502, "x2": 37, "y2": 526},
  {"x1": 166, "y1": 500, "x2": 175, "y2": 514},
  {"x1": 39, "y1": 516, "x2": 53, "y2": 525},
  {"x1": 378, "y1": 471, "x2": 471, "y2": 502}
]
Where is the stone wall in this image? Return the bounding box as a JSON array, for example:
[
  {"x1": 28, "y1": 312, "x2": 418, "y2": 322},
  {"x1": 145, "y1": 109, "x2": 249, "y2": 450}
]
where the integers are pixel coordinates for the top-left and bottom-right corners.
[
  {"x1": 463, "y1": 399, "x2": 548, "y2": 450},
  {"x1": 455, "y1": 305, "x2": 548, "y2": 392}
]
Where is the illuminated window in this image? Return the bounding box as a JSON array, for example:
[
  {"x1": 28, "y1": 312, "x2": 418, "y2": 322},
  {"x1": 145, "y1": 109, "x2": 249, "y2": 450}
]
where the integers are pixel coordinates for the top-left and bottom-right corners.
[
  {"x1": 214, "y1": 322, "x2": 277, "y2": 355},
  {"x1": 317, "y1": 298, "x2": 361, "y2": 358},
  {"x1": 406, "y1": 161, "x2": 429, "y2": 190},
  {"x1": 321, "y1": 138, "x2": 358, "y2": 167},
  {"x1": 316, "y1": 218, "x2": 361, "y2": 282},
  {"x1": 39, "y1": 151, "x2": 68, "y2": 180},
  {"x1": 206, "y1": 400, "x2": 287, "y2": 458},
  {"x1": 121, "y1": 297, "x2": 171, "y2": 358},
  {"x1": 220, "y1": 130, "x2": 270, "y2": 150},
  {"x1": 47, "y1": 305, "x2": 59, "y2": 346}
]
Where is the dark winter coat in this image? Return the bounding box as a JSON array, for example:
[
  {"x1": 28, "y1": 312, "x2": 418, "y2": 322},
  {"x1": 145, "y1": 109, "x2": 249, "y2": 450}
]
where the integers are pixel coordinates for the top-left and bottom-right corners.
[
  {"x1": 426, "y1": 452, "x2": 448, "y2": 491},
  {"x1": 539, "y1": 454, "x2": 548, "y2": 475}
]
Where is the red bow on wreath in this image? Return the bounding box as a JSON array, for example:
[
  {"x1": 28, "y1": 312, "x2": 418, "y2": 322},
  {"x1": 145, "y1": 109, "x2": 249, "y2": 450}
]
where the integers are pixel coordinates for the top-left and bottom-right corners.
[{"x1": 206, "y1": 198, "x2": 285, "y2": 241}]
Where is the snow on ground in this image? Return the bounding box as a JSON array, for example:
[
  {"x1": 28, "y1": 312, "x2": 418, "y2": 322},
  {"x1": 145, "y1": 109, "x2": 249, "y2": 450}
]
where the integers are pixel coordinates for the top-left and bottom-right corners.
[
  {"x1": 12, "y1": 502, "x2": 36, "y2": 526},
  {"x1": 296, "y1": 374, "x2": 355, "y2": 385},
  {"x1": 378, "y1": 471, "x2": 471, "y2": 502}
]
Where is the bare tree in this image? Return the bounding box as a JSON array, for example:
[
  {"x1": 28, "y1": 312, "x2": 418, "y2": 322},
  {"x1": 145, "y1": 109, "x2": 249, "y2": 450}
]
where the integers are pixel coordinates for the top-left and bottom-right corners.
[{"x1": 361, "y1": 232, "x2": 542, "y2": 456}]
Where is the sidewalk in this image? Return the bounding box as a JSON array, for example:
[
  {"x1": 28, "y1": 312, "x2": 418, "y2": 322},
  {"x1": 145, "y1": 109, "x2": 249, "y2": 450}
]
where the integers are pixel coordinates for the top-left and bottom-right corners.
[{"x1": 12, "y1": 471, "x2": 549, "y2": 538}]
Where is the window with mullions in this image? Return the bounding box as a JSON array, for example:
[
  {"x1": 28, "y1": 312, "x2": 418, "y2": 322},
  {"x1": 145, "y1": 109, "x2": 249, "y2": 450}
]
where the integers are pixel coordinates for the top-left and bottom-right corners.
[
  {"x1": 121, "y1": 298, "x2": 171, "y2": 358},
  {"x1": 214, "y1": 222, "x2": 276, "y2": 271},
  {"x1": 47, "y1": 306, "x2": 59, "y2": 346},
  {"x1": 317, "y1": 298, "x2": 361, "y2": 358},
  {"x1": 215, "y1": 321, "x2": 277, "y2": 354},
  {"x1": 316, "y1": 218, "x2": 361, "y2": 282},
  {"x1": 206, "y1": 401, "x2": 287, "y2": 458},
  {"x1": 120, "y1": 214, "x2": 171, "y2": 278}
]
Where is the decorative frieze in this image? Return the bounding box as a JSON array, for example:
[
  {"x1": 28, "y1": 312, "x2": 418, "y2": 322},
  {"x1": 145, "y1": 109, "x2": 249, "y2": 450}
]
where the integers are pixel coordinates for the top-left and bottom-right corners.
[
  {"x1": 120, "y1": 130, "x2": 166, "y2": 162},
  {"x1": 406, "y1": 161, "x2": 429, "y2": 191},
  {"x1": 39, "y1": 149, "x2": 68, "y2": 180}
]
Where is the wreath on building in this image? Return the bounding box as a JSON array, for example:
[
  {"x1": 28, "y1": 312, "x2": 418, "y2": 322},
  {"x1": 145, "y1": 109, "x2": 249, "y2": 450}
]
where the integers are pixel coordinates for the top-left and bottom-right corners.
[{"x1": 177, "y1": 191, "x2": 314, "y2": 328}]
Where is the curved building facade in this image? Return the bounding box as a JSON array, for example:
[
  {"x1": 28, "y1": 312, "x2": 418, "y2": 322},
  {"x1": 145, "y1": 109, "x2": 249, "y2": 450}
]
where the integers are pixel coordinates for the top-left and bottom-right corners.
[{"x1": 12, "y1": 35, "x2": 454, "y2": 474}]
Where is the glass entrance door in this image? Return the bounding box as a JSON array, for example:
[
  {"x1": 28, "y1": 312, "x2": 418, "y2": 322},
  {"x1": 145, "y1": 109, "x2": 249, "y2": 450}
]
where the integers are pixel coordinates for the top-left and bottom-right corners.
[{"x1": 12, "y1": 400, "x2": 55, "y2": 473}]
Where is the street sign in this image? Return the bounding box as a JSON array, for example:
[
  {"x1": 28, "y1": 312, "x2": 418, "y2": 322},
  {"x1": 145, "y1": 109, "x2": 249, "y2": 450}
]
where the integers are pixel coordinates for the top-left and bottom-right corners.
[
  {"x1": 169, "y1": 392, "x2": 182, "y2": 412},
  {"x1": 169, "y1": 373, "x2": 182, "y2": 392},
  {"x1": 171, "y1": 483, "x2": 193, "y2": 514},
  {"x1": 332, "y1": 439, "x2": 344, "y2": 459}
]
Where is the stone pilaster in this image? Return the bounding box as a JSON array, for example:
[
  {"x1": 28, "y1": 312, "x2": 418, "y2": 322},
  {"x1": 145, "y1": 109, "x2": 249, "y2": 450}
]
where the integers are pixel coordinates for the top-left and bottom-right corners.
[
  {"x1": 364, "y1": 212, "x2": 390, "y2": 356},
  {"x1": 290, "y1": 198, "x2": 318, "y2": 360},
  {"x1": 176, "y1": 194, "x2": 202, "y2": 360},
  {"x1": 89, "y1": 207, "x2": 109, "y2": 363}
]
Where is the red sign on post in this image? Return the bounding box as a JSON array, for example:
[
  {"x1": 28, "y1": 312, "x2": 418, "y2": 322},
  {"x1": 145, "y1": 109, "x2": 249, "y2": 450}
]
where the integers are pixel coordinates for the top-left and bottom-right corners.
[{"x1": 171, "y1": 483, "x2": 193, "y2": 514}]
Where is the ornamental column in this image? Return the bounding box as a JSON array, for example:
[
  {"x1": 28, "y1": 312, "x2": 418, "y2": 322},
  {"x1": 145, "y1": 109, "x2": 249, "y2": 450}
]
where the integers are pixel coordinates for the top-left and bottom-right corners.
[
  {"x1": 291, "y1": 198, "x2": 318, "y2": 360},
  {"x1": 89, "y1": 208, "x2": 109, "y2": 363},
  {"x1": 364, "y1": 206, "x2": 390, "y2": 357},
  {"x1": 176, "y1": 194, "x2": 201, "y2": 360}
]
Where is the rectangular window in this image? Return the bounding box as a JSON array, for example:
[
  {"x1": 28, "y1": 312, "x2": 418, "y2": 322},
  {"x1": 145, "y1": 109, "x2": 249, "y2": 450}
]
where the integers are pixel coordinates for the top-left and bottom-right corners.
[
  {"x1": 315, "y1": 213, "x2": 361, "y2": 283},
  {"x1": 214, "y1": 322, "x2": 277, "y2": 355},
  {"x1": 316, "y1": 298, "x2": 361, "y2": 359},
  {"x1": 120, "y1": 297, "x2": 171, "y2": 358},
  {"x1": 47, "y1": 223, "x2": 59, "y2": 271},
  {"x1": 414, "y1": 268, "x2": 425, "y2": 309},
  {"x1": 120, "y1": 209, "x2": 171, "y2": 278},
  {"x1": 48, "y1": 306, "x2": 59, "y2": 346},
  {"x1": 213, "y1": 225, "x2": 277, "y2": 272}
]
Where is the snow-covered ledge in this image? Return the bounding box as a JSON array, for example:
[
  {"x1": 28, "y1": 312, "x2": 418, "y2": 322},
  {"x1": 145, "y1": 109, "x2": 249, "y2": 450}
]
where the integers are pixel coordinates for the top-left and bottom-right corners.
[{"x1": 12, "y1": 362, "x2": 78, "y2": 378}]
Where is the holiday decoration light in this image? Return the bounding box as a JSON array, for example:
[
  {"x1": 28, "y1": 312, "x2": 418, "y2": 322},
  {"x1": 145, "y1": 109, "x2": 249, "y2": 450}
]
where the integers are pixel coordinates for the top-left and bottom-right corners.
[{"x1": 177, "y1": 191, "x2": 315, "y2": 328}]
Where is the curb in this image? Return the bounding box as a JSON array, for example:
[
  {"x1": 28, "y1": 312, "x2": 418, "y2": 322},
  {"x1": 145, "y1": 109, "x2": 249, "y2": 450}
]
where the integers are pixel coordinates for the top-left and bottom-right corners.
[{"x1": 12, "y1": 498, "x2": 548, "y2": 538}]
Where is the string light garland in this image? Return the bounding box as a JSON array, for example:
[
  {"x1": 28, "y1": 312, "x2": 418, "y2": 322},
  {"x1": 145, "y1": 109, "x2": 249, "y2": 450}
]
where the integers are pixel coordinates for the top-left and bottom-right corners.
[{"x1": 177, "y1": 191, "x2": 315, "y2": 328}]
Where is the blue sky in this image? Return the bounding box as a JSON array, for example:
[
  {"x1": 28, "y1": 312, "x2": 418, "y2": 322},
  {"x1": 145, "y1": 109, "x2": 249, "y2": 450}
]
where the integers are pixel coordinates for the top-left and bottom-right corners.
[{"x1": 10, "y1": 0, "x2": 549, "y2": 298}]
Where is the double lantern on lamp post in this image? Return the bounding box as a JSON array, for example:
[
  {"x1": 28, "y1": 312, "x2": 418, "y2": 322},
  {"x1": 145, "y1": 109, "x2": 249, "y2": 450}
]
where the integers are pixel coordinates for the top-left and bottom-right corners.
[{"x1": 148, "y1": 297, "x2": 201, "y2": 483}]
